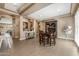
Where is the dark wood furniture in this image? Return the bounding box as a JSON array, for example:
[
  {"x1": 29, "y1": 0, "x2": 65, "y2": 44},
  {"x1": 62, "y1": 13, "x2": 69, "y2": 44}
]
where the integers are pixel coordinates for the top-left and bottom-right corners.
[
  {"x1": 42, "y1": 32, "x2": 50, "y2": 46},
  {"x1": 39, "y1": 30, "x2": 44, "y2": 45},
  {"x1": 39, "y1": 21, "x2": 57, "y2": 46},
  {"x1": 45, "y1": 21, "x2": 57, "y2": 46},
  {"x1": 49, "y1": 31, "x2": 56, "y2": 46},
  {"x1": 39, "y1": 31, "x2": 50, "y2": 46}
]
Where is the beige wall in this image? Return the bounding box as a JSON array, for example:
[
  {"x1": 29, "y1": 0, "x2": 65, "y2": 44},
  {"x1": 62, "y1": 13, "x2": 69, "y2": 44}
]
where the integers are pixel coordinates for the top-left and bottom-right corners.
[
  {"x1": 19, "y1": 16, "x2": 29, "y2": 40},
  {"x1": 39, "y1": 21, "x2": 45, "y2": 32},
  {"x1": 13, "y1": 16, "x2": 32, "y2": 40},
  {"x1": 13, "y1": 16, "x2": 35, "y2": 40},
  {"x1": 13, "y1": 16, "x2": 20, "y2": 38},
  {"x1": 19, "y1": 17, "x2": 39, "y2": 39},
  {"x1": 34, "y1": 20, "x2": 39, "y2": 36},
  {"x1": 56, "y1": 16, "x2": 74, "y2": 40}
]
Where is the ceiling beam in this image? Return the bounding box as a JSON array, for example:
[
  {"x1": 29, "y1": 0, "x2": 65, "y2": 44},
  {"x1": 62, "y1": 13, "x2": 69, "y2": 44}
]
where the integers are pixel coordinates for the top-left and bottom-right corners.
[
  {"x1": 0, "y1": 8, "x2": 19, "y2": 16},
  {"x1": 70, "y1": 4, "x2": 72, "y2": 15},
  {"x1": 19, "y1": 3, "x2": 35, "y2": 15},
  {"x1": 21, "y1": 3, "x2": 52, "y2": 16},
  {"x1": 70, "y1": 3, "x2": 79, "y2": 16}
]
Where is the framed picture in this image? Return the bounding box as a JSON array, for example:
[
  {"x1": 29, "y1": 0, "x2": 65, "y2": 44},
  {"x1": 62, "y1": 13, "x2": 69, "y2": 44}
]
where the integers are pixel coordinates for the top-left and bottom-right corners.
[{"x1": 23, "y1": 22, "x2": 28, "y2": 31}]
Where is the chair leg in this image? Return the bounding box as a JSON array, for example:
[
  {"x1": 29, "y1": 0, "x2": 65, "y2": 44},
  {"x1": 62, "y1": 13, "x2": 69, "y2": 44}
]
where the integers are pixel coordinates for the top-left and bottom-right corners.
[
  {"x1": 50, "y1": 38, "x2": 51, "y2": 46},
  {"x1": 39, "y1": 39, "x2": 41, "y2": 45},
  {"x1": 54, "y1": 39, "x2": 56, "y2": 46},
  {"x1": 42, "y1": 38, "x2": 45, "y2": 46}
]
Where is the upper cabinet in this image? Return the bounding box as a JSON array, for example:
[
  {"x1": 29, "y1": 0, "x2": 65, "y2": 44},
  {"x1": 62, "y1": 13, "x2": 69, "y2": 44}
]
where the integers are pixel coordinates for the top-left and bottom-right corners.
[{"x1": 0, "y1": 15, "x2": 12, "y2": 24}]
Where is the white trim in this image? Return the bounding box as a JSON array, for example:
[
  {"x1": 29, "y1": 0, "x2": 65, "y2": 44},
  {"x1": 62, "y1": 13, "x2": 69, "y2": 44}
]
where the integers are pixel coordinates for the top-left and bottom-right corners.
[
  {"x1": 58, "y1": 36, "x2": 73, "y2": 40},
  {"x1": 19, "y1": 38, "x2": 26, "y2": 40}
]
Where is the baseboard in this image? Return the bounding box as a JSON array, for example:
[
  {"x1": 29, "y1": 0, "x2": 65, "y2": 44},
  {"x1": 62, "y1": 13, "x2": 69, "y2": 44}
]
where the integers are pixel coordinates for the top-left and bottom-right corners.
[
  {"x1": 57, "y1": 37, "x2": 73, "y2": 40},
  {"x1": 73, "y1": 40, "x2": 79, "y2": 51},
  {"x1": 19, "y1": 38, "x2": 25, "y2": 40},
  {"x1": 73, "y1": 40, "x2": 78, "y2": 47}
]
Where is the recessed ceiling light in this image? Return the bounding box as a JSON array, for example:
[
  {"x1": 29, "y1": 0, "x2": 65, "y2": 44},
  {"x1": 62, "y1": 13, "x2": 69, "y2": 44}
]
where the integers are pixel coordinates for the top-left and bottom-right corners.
[{"x1": 57, "y1": 9, "x2": 61, "y2": 12}]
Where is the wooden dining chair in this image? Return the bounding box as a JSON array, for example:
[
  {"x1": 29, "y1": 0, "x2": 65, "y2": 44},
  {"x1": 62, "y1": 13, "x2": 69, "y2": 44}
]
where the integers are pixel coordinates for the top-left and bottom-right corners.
[
  {"x1": 39, "y1": 30, "x2": 44, "y2": 45},
  {"x1": 49, "y1": 32, "x2": 56, "y2": 46},
  {"x1": 42, "y1": 33, "x2": 50, "y2": 46}
]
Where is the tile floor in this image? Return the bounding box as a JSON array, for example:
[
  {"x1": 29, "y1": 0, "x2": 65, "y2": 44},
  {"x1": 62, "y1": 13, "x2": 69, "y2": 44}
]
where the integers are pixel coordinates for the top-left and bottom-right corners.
[{"x1": 0, "y1": 37, "x2": 79, "y2": 56}]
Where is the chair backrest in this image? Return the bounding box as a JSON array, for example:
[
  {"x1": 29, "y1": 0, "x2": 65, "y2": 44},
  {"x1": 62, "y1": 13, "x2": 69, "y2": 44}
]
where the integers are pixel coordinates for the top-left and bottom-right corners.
[{"x1": 6, "y1": 30, "x2": 12, "y2": 36}]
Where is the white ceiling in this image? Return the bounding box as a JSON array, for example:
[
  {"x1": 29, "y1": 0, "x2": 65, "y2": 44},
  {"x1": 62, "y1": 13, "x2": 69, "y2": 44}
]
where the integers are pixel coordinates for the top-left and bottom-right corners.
[
  {"x1": 22, "y1": 3, "x2": 52, "y2": 15},
  {"x1": 27, "y1": 3, "x2": 71, "y2": 21},
  {"x1": 4, "y1": 3, "x2": 24, "y2": 12}
]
